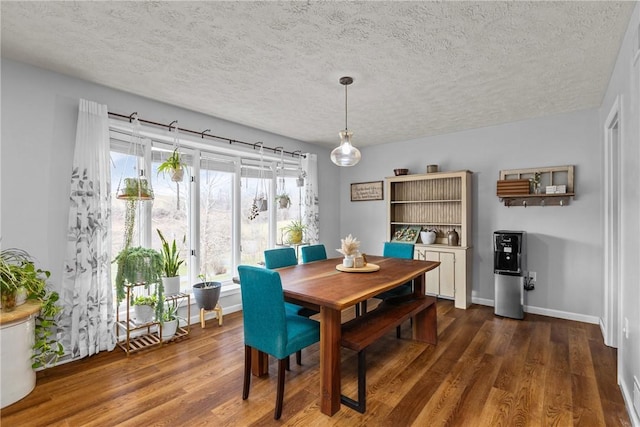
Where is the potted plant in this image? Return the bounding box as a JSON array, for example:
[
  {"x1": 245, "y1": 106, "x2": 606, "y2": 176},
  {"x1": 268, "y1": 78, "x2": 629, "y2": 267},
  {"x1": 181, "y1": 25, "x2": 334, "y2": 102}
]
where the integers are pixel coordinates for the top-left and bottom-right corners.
[
  {"x1": 530, "y1": 172, "x2": 542, "y2": 194},
  {"x1": 157, "y1": 229, "x2": 185, "y2": 296},
  {"x1": 157, "y1": 148, "x2": 187, "y2": 182},
  {"x1": 283, "y1": 220, "x2": 306, "y2": 244},
  {"x1": 116, "y1": 177, "x2": 154, "y2": 200},
  {"x1": 113, "y1": 246, "x2": 163, "y2": 315},
  {"x1": 160, "y1": 298, "x2": 180, "y2": 341},
  {"x1": 276, "y1": 193, "x2": 291, "y2": 209},
  {"x1": 131, "y1": 294, "x2": 157, "y2": 324},
  {"x1": 193, "y1": 274, "x2": 222, "y2": 311},
  {"x1": 0, "y1": 248, "x2": 63, "y2": 368}
]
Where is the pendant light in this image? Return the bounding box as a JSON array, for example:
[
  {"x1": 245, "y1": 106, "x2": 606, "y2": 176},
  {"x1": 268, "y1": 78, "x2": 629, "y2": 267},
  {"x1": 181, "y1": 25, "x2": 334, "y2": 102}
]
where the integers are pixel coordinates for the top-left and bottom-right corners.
[{"x1": 331, "y1": 76, "x2": 361, "y2": 167}]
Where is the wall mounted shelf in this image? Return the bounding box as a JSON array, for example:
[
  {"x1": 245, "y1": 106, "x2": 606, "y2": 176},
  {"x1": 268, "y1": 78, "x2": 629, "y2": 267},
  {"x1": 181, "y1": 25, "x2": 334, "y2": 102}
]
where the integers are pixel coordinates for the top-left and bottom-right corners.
[{"x1": 497, "y1": 165, "x2": 575, "y2": 207}]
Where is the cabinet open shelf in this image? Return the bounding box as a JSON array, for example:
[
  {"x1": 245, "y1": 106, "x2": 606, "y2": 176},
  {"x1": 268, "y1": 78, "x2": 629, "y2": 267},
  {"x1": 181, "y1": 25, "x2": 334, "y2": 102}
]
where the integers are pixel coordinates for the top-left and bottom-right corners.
[
  {"x1": 391, "y1": 199, "x2": 462, "y2": 204},
  {"x1": 391, "y1": 221, "x2": 463, "y2": 227}
]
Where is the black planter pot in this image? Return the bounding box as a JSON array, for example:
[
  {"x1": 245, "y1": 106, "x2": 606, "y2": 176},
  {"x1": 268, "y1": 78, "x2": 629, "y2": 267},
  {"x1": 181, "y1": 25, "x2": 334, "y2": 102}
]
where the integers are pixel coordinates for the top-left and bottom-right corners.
[{"x1": 193, "y1": 282, "x2": 222, "y2": 310}]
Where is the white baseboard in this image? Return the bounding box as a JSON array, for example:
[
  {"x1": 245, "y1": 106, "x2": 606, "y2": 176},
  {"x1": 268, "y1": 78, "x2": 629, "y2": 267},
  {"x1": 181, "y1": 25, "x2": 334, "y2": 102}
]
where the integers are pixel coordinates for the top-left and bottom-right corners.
[
  {"x1": 620, "y1": 377, "x2": 640, "y2": 427},
  {"x1": 472, "y1": 297, "x2": 599, "y2": 324},
  {"x1": 472, "y1": 297, "x2": 494, "y2": 307}
]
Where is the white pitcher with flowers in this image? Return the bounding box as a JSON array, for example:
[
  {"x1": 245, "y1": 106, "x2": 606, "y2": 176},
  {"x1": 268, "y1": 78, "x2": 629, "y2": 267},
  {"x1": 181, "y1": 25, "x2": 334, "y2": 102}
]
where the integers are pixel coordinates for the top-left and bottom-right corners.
[{"x1": 337, "y1": 234, "x2": 360, "y2": 268}]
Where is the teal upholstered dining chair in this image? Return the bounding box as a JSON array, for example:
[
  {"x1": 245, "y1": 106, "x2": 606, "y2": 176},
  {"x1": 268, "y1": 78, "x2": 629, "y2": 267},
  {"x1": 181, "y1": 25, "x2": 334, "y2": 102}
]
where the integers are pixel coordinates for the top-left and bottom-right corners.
[
  {"x1": 297, "y1": 244, "x2": 327, "y2": 317},
  {"x1": 264, "y1": 247, "x2": 298, "y2": 269},
  {"x1": 300, "y1": 244, "x2": 327, "y2": 263},
  {"x1": 263, "y1": 247, "x2": 308, "y2": 317},
  {"x1": 376, "y1": 242, "x2": 416, "y2": 336},
  {"x1": 238, "y1": 265, "x2": 320, "y2": 420},
  {"x1": 376, "y1": 242, "x2": 415, "y2": 300}
]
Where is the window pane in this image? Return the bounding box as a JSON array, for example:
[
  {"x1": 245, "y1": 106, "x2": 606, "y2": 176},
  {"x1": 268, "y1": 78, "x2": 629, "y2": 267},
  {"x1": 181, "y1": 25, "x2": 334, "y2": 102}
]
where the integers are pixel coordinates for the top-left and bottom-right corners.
[
  {"x1": 150, "y1": 152, "x2": 189, "y2": 291},
  {"x1": 200, "y1": 167, "x2": 233, "y2": 282},
  {"x1": 111, "y1": 151, "x2": 141, "y2": 253},
  {"x1": 241, "y1": 177, "x2": 270, "y2": 265},
  {"x1": 276, "y1": 176, "x2": 304, "y2": 244}
]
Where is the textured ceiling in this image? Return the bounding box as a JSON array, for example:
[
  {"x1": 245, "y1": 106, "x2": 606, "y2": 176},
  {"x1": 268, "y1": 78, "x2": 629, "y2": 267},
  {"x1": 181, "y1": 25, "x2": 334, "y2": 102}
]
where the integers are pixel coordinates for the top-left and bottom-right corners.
[{"x1": 1, "y1": 1, "x2": 635, "y2": 148}]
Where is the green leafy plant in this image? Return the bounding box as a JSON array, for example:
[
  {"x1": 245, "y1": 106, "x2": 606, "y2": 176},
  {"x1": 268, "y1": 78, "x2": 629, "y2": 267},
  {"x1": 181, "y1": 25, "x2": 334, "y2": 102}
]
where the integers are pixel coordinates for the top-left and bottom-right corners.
[
  {"x1": 113, "y1": 246, "x2": 163, "y2": 304},
  {"x1": 157, "y1": 229, "x2": 185, "y2": 278},
  {"x1": 157, "y1": 149, "x2": 186, "y2": 178},
  {"x1": 0, "y1": 248, "x2": 63, "y2": 369},
  {"x1": 283, "y1": 220, "x2": 306, "y2": 244},
  {"x1": 530, "y1": 172, "x2": 541, "y2": 193},
  {"x1": 161, "y1": 298, "x2": 180, "y2": 323},
  {"x1": 118, "y1": 177, "x2": 154, "y2": 199},
  {"x1": 131, "y1": 294, "x2": 157, "y2": 307}
]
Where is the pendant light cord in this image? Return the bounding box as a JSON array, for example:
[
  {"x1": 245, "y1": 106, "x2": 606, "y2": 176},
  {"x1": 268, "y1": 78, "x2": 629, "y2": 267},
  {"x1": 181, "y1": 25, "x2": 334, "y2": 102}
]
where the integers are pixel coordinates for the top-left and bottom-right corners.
[{"x1": 344, "y1": 83, "x2": 348, "y2": 131}]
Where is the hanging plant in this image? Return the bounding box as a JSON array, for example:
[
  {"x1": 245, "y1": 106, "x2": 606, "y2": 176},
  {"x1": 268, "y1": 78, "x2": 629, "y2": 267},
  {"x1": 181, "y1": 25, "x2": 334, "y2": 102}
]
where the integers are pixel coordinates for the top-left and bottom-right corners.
[
  {"x1": 276, "y1": 193, "x2": 291, "y2": 209},
  {"x1": 157, "y1": 148, "x2": 186, "y2": 183},
  {"x1": 256, "y1": 194, "x2": 268, "y2": 212},
  {"x1": 116, "y1": 177, "x2": 154, "y2": 200},
  {"x1": 247, "y1": 201, "x2": 259, "y2": 220}
]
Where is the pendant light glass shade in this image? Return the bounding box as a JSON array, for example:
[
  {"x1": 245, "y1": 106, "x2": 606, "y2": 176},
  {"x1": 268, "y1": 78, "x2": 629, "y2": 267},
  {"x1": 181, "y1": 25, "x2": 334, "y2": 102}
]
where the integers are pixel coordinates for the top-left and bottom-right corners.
[
  {"x1": 330, "y1": 130, "x2": 361, "y2": 167},
  {"x1": 331, "y1": 76, "x2": 361, "y2": 167}
]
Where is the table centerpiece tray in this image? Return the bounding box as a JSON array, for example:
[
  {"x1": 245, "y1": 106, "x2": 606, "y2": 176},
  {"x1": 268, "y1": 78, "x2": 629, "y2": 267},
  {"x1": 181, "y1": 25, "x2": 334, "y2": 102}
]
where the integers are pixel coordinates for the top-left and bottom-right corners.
[{"x1": 335, "y1": 263, "x2": 380, "y2": 273}]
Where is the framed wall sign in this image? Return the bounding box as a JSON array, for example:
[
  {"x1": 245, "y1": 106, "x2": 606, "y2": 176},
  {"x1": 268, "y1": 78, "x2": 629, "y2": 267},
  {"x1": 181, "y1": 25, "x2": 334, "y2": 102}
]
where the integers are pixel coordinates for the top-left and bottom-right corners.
[{"x1": 351, "y1": 181, "x2": 383, "y2": 201}]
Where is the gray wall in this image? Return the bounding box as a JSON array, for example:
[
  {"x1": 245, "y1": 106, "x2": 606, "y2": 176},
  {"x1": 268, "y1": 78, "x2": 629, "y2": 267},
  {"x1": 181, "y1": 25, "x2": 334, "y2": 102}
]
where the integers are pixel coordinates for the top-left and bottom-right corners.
[
  {"x1": 0, "y1": 59, "x2": 341, "y2": 295},
  {"x1": 339, "y1": 108, "x2": 603, "y2": 322},
  {"x1": 599, "y1": 3, "x2": 640, "y2": 424}
]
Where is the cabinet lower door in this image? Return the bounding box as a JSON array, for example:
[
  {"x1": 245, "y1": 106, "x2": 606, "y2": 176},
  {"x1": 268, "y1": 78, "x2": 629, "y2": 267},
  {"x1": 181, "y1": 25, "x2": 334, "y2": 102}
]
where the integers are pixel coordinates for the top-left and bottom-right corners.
[
  {"x1": 424, "y1": 251, "x2": 440, "y2": 295},
  {"x1": 439, "y1": 252, "x2": 456, "y2": 298}
]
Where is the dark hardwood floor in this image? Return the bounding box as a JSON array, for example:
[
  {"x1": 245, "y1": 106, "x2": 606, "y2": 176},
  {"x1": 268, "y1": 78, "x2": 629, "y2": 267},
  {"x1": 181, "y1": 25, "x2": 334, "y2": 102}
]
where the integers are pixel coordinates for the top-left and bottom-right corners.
[{"x1": 1, "y1": 300, "x2": 631, "y2": 426}]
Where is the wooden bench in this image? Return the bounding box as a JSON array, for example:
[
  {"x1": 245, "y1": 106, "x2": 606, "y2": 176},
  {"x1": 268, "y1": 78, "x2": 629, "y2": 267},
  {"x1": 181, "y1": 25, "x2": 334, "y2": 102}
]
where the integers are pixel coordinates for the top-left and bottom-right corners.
[{"x1": 340, "y1": 296, "x2": 437, "y2": 413}]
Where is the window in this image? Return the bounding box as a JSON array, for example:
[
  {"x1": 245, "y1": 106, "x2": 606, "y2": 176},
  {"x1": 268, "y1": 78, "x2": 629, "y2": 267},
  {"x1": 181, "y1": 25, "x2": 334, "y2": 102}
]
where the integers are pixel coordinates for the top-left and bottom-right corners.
[
  {"x1": 109, "y1": 122, "x2": 304, "y2": 293},
  {"x1": 199, "y1": 160, "x2": 233, "y2": 282}
]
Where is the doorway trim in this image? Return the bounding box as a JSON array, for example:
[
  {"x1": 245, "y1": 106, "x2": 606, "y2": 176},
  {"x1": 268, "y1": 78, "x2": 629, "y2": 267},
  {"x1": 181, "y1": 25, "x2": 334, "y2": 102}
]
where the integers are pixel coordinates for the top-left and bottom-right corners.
[{"x1": 603, "y1": 95, "x2": 622, "y2": 349}]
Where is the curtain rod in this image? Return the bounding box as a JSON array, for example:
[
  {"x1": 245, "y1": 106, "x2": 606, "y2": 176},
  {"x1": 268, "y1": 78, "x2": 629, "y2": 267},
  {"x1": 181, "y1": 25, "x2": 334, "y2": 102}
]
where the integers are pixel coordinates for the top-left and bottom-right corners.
[{"x1": 108, "y1": 111, "x2": 305, "y2": 159}]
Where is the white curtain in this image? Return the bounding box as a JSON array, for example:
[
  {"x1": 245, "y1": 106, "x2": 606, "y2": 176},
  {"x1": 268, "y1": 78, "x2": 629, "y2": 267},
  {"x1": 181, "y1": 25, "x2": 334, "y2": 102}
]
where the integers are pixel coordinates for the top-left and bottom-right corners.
[
  {"x1": 59, "y1": 99, "x2": 115, "y2": 361},
  {"x1": 301, "y1": 153, "x2": 319, "y2": 243}
]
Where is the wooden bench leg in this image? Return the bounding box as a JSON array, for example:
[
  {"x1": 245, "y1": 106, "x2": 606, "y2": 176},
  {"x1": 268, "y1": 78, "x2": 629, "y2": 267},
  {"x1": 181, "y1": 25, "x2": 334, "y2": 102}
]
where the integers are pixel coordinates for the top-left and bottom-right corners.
[{"x1": 340, "y1": 349, "x2": 366, "y2": 413}]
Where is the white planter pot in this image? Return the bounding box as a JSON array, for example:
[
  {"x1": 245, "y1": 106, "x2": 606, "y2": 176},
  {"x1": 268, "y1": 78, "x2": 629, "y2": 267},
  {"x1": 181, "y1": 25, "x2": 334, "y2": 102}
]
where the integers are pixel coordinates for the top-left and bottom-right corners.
[
  {"x1": 15, "y1": 287, "x2": 28, "y2": 307},
  {"x1": 134, "y1": 305, "x2": 154, "y2": 324},
  {"x1": 162, "y1": 276, "x2": 181, "y2": 296},
  {"x1": 161, "y1": 319, "x2": 178, "y2": 341},
  {"x1": 1, "y1": 315, "x2": 36, "y2": 408}
]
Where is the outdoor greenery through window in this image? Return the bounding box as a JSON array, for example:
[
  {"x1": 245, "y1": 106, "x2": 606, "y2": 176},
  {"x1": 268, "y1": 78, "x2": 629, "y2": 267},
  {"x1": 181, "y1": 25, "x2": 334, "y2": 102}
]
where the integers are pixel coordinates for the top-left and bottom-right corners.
[{"x1": 109, "y1": 124, "x2": 305, "y2": 299}]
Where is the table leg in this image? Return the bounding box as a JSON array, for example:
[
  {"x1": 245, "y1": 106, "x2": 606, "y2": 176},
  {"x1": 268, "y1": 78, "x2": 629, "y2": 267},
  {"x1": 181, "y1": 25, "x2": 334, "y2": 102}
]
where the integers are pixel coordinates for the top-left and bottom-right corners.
[
  {"x1": 319, "y1": 306, "x2": 342, "y2": 416},
  {"x1": 251, "y1": 348, "x2": 269, "y2": 377},
  {"x1": 412, "y1": 273, "x2": 438, "y2": 345}
]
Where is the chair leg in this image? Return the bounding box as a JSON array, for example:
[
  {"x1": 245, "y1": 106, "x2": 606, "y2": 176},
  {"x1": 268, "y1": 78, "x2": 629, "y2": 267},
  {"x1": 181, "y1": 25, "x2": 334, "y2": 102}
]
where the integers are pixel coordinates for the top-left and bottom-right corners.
[
  {"x1": 243, "y1": 345, "x2": 252, "y2": 400},
  {"x1": 296, "y1": 350, "x2": 302, "y2": 366},
  {"x1": 285, "y1": 355, "x2": 290, "y2": 371},
  {"x1": 275, "y1": 358, "x2": 287, "y2": 420},
  {"x1": 396, "y1": 324, "x2": 402, "y2": 338},
  {"x1": 362, "y1": 300, "x2": 368, "y2": 314},
  {"x1": 355, "y1": 303, "x2": 360, "y2": 317}
]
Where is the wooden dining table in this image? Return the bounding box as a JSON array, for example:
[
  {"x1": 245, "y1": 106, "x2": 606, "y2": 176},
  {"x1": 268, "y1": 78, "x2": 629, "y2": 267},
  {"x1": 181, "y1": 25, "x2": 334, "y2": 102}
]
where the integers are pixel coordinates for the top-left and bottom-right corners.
[{"x1": 252, "y1": 255, "x2": 440, "y2": 416}]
